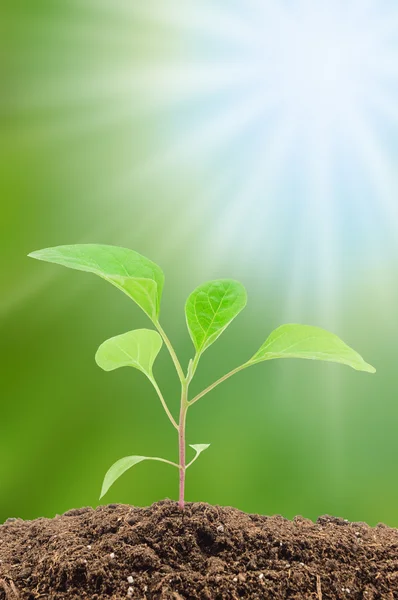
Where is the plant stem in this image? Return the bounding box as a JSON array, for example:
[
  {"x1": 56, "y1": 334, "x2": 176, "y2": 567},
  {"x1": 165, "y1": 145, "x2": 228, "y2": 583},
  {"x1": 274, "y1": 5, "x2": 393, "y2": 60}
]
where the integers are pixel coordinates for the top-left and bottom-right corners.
[
  {"x1": 153, "y1": 319, "x2": 190, "y2": 509},
  {"x1": 147, "y1": 456, "x2": 180, "y2": 469},
  {"x1": 187, "y1": 352, "x2": 201, "y2": 382},
  {"x1": 154, "y1": 320, "x2": 186, "y2": 383},
  {"x1": 189, "y1": 363, "x2": 249, "y2": 406},
  {"x1": 151, "y1": 378, "x2": 178, "y2": 430},
  {"x1": 178, "y1": 381, "x2": 189, "y2": 509},
  {"x1": 185, "y1": 450, "x2": 201, "y2": 470}
]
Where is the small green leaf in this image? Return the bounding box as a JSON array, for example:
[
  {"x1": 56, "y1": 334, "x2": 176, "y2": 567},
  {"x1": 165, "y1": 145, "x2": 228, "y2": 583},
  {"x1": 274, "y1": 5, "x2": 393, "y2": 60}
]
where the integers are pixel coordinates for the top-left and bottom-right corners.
[
  {"x1": 189, "y1": 444, "x2": 211, "y2": 454},
  {"x1": 185, "y1": 279, "x2": 247, "y2": 355},
  {"x1": 100, "y1": 454, "x2": 178, "y2": 499},
  {"x1": 28, "y1": 244, "x2": 164, "y2": 320},
  {"x1": 249, "y1": 324, "x2": 376, "y2": 373},
  {"x1": 186, "y1": 443, "x2": 211, "y2": 469},
  {"x1": 95, "y1": 329, "x2": 162, "y2": 379}
]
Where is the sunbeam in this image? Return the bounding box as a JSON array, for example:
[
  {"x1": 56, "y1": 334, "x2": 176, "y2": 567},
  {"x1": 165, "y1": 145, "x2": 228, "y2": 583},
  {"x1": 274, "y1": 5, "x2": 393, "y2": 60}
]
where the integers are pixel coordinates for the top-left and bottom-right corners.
[
  {"x1": 4, "y1": 0, "x2": 398, "y2": 326},
  {"x1": 134, "y1": 0, "x2": 398, "y2": 323}
]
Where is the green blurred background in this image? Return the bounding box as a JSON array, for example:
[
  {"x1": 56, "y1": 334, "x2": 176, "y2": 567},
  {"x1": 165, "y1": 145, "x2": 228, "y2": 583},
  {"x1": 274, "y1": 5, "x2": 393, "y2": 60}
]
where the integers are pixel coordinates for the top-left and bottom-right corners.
[{"x1": 1, "y1": 1, "x2": 397, "y2": 526}]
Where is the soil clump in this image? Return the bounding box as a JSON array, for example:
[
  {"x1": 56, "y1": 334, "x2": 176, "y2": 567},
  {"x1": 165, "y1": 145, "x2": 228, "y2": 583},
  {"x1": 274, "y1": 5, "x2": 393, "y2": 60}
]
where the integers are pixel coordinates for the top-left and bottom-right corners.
[{"x1": 1, "y1": 500, "x2": 397, "y2": 599}]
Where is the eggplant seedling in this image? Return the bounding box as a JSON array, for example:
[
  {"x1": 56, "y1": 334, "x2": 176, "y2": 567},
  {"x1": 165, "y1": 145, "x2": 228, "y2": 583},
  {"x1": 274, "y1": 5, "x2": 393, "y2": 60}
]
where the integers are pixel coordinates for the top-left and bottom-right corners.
[{"x1": 29, "y1": 244, "x2": 375, "y2": 509}]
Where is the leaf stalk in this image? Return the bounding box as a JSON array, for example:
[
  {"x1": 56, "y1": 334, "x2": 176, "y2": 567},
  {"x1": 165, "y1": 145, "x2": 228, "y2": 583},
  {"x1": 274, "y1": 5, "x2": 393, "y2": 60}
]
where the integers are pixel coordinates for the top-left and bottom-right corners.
[
  {"x1": 151, "y1": 378, "x2": 179, "y2": 430},
  {"x1": 154, "y1": 320, "x2": 186, "y2": 383},
  {"x1": 185, "y1": 451, "x2": 201, "y2": 470},
  {"x1": 189, "y1": 363, "x2": 249, "y2": 406}
]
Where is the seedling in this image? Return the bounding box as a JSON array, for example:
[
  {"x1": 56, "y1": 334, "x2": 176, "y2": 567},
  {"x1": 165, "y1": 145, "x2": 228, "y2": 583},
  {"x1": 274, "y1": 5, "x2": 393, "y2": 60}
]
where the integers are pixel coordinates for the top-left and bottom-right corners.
[{"x1": 29, "y1": 245, "x2": 375, "y2": 509}]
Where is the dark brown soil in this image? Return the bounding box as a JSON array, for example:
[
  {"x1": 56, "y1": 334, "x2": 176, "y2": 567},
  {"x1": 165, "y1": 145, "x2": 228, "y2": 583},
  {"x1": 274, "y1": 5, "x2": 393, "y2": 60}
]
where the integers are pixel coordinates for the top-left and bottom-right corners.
[{"x1": 1, "y1": 501, "x2": 398, "y2": 600}]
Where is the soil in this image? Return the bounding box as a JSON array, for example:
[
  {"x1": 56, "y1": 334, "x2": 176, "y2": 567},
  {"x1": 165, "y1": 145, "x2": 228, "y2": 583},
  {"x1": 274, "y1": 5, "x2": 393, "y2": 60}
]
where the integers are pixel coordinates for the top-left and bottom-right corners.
[{"x1": 0, "y1": 501, "x2": 397, "y2": 600}]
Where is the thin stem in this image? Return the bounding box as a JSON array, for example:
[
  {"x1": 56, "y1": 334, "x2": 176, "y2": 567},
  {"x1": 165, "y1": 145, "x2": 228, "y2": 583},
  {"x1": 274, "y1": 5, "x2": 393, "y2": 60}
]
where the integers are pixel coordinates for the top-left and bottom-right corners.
[
  {"x1": 178, "y1": 381, "x2": 189, "y2": 510},
  {"x1": 185, "y1": 450, "x2": 200, "y2": 470},
  {"x1": 187, "y1": 352, "x2": 201, "y2": 383},
  {"x1": 151, "y1": 378, "x2": 179, "y2": 430},
  {"x1": 147, "y1": 457, "x2": 180, "y2": 469},
  {"x1": 155, "y1": 320, "x2": 186, "y2": 384},
  {"x1": 189, "y1": 363, "x2": 249, "y2": 406}
]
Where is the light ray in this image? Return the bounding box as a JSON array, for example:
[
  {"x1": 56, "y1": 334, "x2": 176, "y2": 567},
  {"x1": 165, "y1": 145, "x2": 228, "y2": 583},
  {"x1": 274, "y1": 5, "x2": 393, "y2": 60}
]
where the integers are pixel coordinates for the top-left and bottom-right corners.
[
  {"x1": 345, "y1": 111, "x2": 398, "y2": 239},
  {"x1": 5, "y1": 0, "x2": 398, "y2": 323}
]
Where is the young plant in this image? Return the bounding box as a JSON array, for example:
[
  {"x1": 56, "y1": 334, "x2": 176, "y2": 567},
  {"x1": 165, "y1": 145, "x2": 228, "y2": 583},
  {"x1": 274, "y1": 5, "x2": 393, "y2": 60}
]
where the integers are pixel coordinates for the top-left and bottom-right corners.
[{"x1": 29, "y1": 245, "x2": 376, "y2": 509}]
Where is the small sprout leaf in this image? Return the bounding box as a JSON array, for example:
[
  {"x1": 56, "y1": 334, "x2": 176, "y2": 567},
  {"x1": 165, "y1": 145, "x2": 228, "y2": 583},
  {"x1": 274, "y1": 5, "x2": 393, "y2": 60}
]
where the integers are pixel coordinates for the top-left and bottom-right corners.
[
  {"x1": 186, "y1": 443, "x2": 211, "y2": 469},
  {"x1": 185, "y1": 280, "x2": 247, "y2": 354},
  {"x1": 249, "y1": 324, "x2": 376, "y2": 373},
  {"x1": 189, "y1": 444, "x2": 211, "y2": 454},
  {"x1": 95, "y1": 329, "x2": 162, "y2": 379},
  {"x1": 100, "y1": 454, "x2": 178, "y2": 499},
  {"x1": 28, "y1": 244, "x2": 164, "y2": 320}
]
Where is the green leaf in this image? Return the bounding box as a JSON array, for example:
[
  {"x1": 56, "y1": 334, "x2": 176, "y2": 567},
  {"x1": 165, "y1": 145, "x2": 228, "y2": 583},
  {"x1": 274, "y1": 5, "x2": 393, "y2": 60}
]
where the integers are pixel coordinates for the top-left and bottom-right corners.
[
  {"x1": 100, "y1": 454, "x2": 178, "y2": 499},
  {"x1": 249, "y1": 324, "x2": 376, "y2": 373},
  {"x1": 185, "y1": 279, "x2": 247, "y2": 354},
  {"x1": 95, "y1": 329, "x2": 162, "y2": 379},
  {"x1": 189, "y1": 444, "x2": 211, "y2": 454},
  {"x1": 28, "y1": 244, "x2": 164, "y2": 320}
]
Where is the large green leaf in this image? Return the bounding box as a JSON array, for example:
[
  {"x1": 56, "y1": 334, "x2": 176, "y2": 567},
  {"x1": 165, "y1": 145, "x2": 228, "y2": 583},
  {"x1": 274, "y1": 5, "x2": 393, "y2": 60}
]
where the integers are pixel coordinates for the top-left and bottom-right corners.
[
  {"x1": 95, "y1": 329, "x2": 162, "y2": 379},
  {"x1": 100, "y1": 454, "x2": 178, "y2": 499},
  {"x1": 185, "y1": 279, "x2": 247, "y2": 355},
  {"x1": 249, "y1": 324, "x2": 376, "y2": 373},
  {"x1": 28, "y1": 244, "x2": 164, "y2": 320}
]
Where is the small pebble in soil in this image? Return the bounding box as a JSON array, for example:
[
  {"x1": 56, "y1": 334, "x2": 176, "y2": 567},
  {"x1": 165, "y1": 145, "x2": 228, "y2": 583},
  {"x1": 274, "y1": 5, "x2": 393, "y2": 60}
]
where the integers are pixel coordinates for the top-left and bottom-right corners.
[
  {"x1": 110, "y1": 552, "x2": 115, "y2": 559},
  {"x1": 233, "y1": 577, "x2": 238, "y2": 582},
  {"x1": 216, "y1": 525, "x2": 224, "y2": 533},
  {"x1": 259, "y1": 574, "x2": 264, "y2": 580},
  {"x1": 127, "y1": 576, "x2": 134, "y2": 584},
  {"x1": 127, "y1": 586, "x2": 134, "y2": 597},
  {"x1": 87, "y1": 545, "x2": 92, "y2": 550}
]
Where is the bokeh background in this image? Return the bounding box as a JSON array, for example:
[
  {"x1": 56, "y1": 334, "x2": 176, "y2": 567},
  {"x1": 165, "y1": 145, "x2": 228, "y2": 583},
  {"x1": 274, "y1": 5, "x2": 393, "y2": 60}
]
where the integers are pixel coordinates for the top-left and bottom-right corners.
[{"x1": 1, "y1": 0, "x2": 397, "y2": 526}]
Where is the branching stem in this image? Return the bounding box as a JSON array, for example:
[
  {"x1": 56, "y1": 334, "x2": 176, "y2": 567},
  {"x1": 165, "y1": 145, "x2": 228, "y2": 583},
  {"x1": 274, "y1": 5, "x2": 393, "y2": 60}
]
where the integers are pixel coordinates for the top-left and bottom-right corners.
[
  {"x1": 155, "y1": 327, "x2": 249, "y2": 510},
  {"x1": 147, "y1": 456, "x2": 180, "y2": 469},
  {"x1": 185, "y1": 451, "x2": 201, "y2": 470},
  {"x1": 151, "y1": 378, "x2": 178, "y2": 430},
  {"x1": 154, "y1": 320, "x2": 186, "y2": 383},
  {"x1": 189, "y1": 363, "x2": 249, "y2": 406}
]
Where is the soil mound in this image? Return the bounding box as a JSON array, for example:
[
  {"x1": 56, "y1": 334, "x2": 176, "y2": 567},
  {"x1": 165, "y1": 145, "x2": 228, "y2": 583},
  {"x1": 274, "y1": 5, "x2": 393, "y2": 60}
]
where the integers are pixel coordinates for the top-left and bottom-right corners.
[{"x1": 0, "y1": 500, "x2": 397, "y2": 599}]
